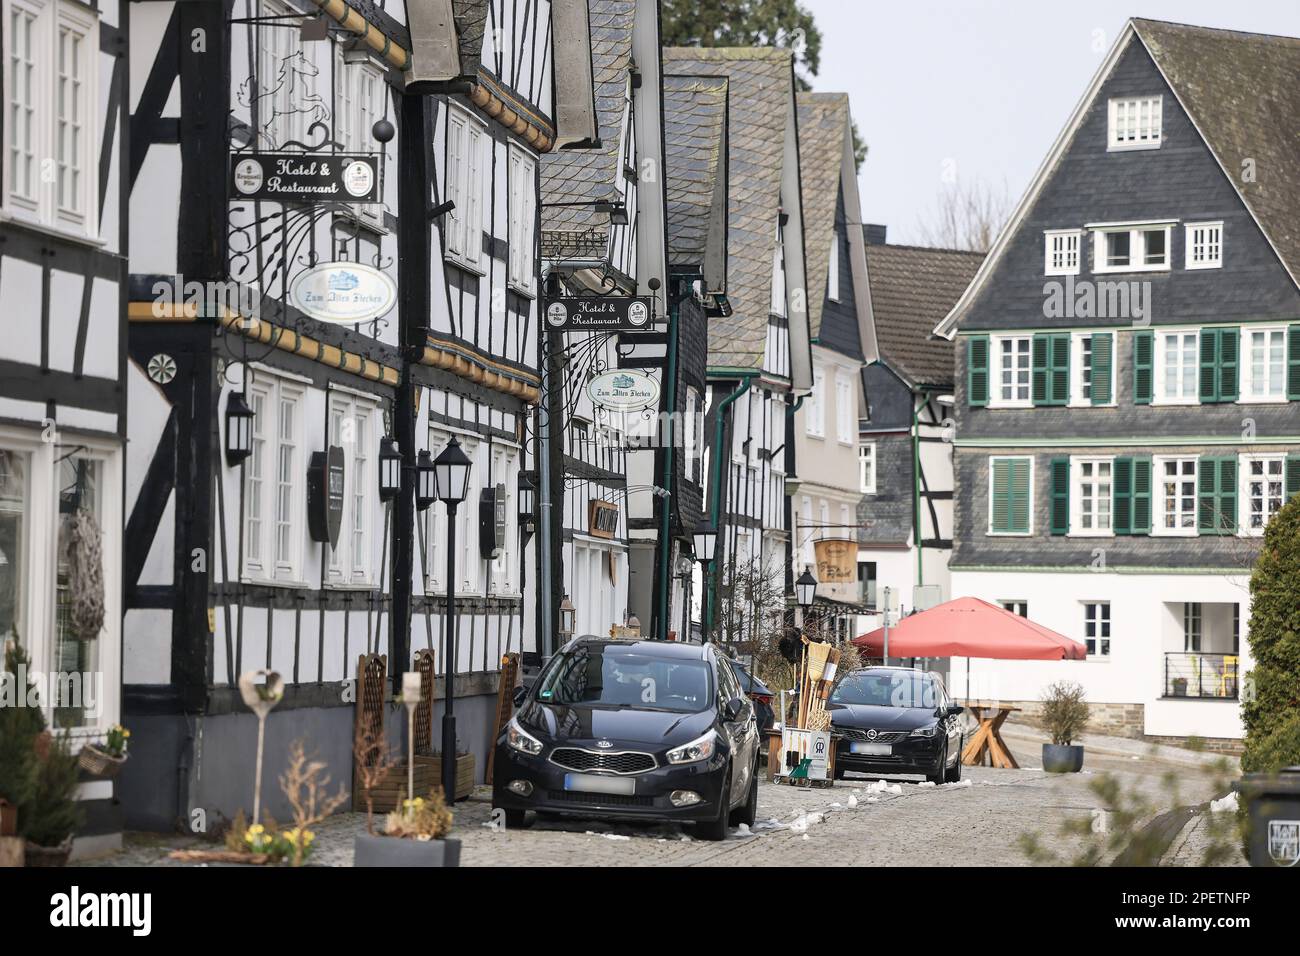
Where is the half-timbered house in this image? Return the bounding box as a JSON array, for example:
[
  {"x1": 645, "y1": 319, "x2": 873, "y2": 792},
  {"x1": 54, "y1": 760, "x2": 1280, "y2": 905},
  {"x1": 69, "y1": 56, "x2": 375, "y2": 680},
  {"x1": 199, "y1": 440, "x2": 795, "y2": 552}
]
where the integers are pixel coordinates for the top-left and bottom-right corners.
[
  {"x1": 0, "y1": 0, "x2": 129, "y2": 857},
  {"x1": 661, "y1": 46, "x2": 812, "y2": 649},
  {"x1": 119, "y1": 0, "x2": 594, "y2": 827}
]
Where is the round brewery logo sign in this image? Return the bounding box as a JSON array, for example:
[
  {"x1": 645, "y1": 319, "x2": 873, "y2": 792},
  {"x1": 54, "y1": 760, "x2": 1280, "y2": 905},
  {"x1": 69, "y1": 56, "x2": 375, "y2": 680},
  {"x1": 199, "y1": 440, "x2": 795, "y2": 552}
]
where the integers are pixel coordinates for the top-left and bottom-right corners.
[
  {"x1": 586, "y1": 369, "x2": 660, "y2": 413},
  {"x1": 626, "y1": 300, "x2": 649, "y2": 327},
  {"x1": 232, "y1": 158, "x2": 265, "y2": 195},
  {"x1": 289, "y1": 262, "x2": 397, "y2": 324},
  {"x1": 342, "y1": 160, "x2": 375, "y2": 198},
  {"x1": 546, "y1": 301, "x2": 568, "y2": 328}
]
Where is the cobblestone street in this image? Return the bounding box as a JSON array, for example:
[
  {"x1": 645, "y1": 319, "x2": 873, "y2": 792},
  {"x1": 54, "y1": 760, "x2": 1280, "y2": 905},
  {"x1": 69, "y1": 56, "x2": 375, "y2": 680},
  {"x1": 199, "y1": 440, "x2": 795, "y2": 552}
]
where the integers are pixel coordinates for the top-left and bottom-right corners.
[{"x1": 89, "y1": 725, "x2": 1241, "y2": 867}]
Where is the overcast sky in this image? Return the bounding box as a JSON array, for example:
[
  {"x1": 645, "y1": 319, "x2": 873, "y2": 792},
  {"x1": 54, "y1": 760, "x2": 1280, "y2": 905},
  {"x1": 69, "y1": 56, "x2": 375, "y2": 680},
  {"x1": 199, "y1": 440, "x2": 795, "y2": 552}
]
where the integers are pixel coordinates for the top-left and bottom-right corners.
[{"x1": 803, "y1": 0, "x2": 1300, "y2": 247}]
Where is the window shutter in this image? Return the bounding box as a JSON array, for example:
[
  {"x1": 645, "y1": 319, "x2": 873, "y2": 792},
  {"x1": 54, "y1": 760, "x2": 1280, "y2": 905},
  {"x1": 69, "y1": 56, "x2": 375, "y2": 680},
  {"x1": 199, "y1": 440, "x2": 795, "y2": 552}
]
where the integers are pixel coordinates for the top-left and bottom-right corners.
[
  {"x1": 1009, "y1": 458, "x2": 1031, "y2": 533},
  {"x1": 1050, "y1": 458, "x2": 1069, "y2": 535},
  {"x1": 990, "y1": 459, "x2": 1010, "y2": 531},
  {"x1": 1288, "y1": 325, "x2": 1300, "y2": 400},
  {"x1": 1197, "y1": 457, "x2": 1220, "y2": 533},
  {"x1": 1090, "y1": 333, "x2": 1113, "y2": 405},
  {"x1": 1286, "y1": 455, "x2": 1300, "y2": 501},
  {"x1": 1133, "y1": 330, "x2": 1153, "y2": 405},
  {"x1": 1031, "y1": 334, "x2": 1049, "y2": 405},
  {"x1": 1113, "y1": 456, "x2": 1133, "y2": 534},
  {"x1": 967, "y1": 336, "x2": 989, "y2": 407},
  {"x1": 1197, "y1": 457, "x2": 1236, "y2": 535},
  {"x1": 1218, "y1": 328, "x2": 1238, "y2": 401},
  {"x1": 1050, "y1": 334, "x2": 1070, "y2": 404},
  {"x1": 1131, "y1": 457, "x2": 1152, "y2": 534},
  {"x1": 1199, "y1": 329, "x2": 1219, "y2": 403},
  {"x1": 1217, "y1": 458, "x2": 1237, "y2": 533}
]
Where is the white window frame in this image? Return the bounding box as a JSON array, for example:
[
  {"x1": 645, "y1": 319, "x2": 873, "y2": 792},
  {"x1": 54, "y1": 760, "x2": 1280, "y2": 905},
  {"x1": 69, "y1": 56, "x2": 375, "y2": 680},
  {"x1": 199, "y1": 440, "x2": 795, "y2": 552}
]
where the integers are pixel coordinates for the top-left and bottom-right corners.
[
  {"x1": 1239, "y1": 453, "x2": 1286, "y2": 537},
  {"x1": 683, "y1": 387, "x2": 701, "y2": 485},
  {"x1": 1068, "y1": 332, "x2": 1116, "y2": 407},
  {"x1": 1152, "y1": 455, "x2": 1198, "y2": 537},
  {"x1": 805, "y1": 365, "x2": 825, "y2": 437},
  {"x1": 1000, "y1": 600, "x2": 1028, "y2": 617},
  {"x1": 1153, "y1": 328, "x2": 1200, "y2": 406},
  {"x1": 859, "y1": 442, "x2": 877, "y2": 494},
  {"x1": 835, "y1": 372, "x2": 854, "y2": 444},
  {"x1": 333, "y1": 48, "x2": 386, "y2": 229},
  {"x1": 444, "y1": 104, "x2": 486, "y2": 272},
  {"x1": 1091, "y1": 222, "x2": 1173, "y2": 274},
  {"x1": 1082, "y1": 601, "x2": 1111, "y2": 659},
  {"x1": 1184, "y1": 221, "x2": 1223, "y2": 270},
  {"x1": 2, "y1": 0, "x2": 100, "y2": 241},
  {"x1": 241, "y1": 374, "x2": 306, "y2": 586},
  {"x1": 488, "y1": 442, "x2": 521, "y2": 596},
  {"x1": 326, "y1": 390, "x2": 379, "y2": 588},
  {"x1": 1107, "y1": 95, "x2": 1162, "y2": 151},
  {"x1": 827, "y1": 227, "x2": 841, "y2": 301},
  {"x1": 1069, "y1": 455, "x2": 1115, "y2": 537},
  {"x1": 990, "y1": 335, "x2": 1032, "y2": 408},
  {"x1": 987, "y1": 455, "x2": 1034, "y2": 536},
  {"x1": 1043, "y1": 229, "x2": 1081, "y2": 276},
  {"x1": 1240, "y1": 326, "x2": 1288, "y2": 403},
  {"x1": 507, "y1": 144, "x2": 537, "y2": 296}
]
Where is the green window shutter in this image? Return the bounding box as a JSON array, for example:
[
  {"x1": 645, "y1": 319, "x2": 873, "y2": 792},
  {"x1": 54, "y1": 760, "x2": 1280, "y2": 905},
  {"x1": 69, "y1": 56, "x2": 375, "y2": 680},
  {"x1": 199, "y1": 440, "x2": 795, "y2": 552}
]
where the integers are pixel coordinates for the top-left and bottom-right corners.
[
  {"x1": 1198, "y1": 457, "x2": 1220, "y2": 533},
  {"x1": 1217, "y1": 458, "x2": 1237, "y2": 534},
  {"x1": 1031, "y1": 335, "x2": 1050, "y2": 405},
  {"x1": 1199, "y1": 328, "x2": 1220, "y2": 403},
  {"x1": 1133, "y1": 330, "x2": 1153, "y2": 405},
  {"x1": 1287, "y1": 326, "x2": 1300, "y2": 400},
  {"x1": 1009, "y1": 458, "x2": 1031, "y2": 533},
  {"x1": 967, "y1": 336, "x2": 989, "y2": 407},
  {"x1": 1090, "y1": 333, "x2": 1113, "y2": 405},
  {"x1": 1050, "y1": 458, "x2": 1070, "y2": 535},
  {"x1": 1113, "y1": 456, "x2": 1133, "y2": 534},
  {"x1": 1286, "y1": 455, "x2": 1300, "y2": 501},
  {"x1": 1050, "y1": 334, "x2": 1070, "y2": 404},
  {"x1": 990, "y1": 459, "x2": 1010, "y2": 531},
  {"x1": 1131, "y1": 457, "x2": 1152, "y2": 534},
  {"x1": 1218, "y1": 328, "x2": 1239, "y2": 401}
]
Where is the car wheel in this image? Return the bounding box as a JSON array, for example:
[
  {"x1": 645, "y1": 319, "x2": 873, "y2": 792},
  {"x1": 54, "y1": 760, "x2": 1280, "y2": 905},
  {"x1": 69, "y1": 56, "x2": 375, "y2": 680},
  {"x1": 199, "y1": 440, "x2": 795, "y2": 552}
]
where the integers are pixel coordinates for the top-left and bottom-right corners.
[
  {"x1": 730, "y1": 758, "x2": 759, "y2": 828},
  {"x1": 503, "y1": 808, "x2": 530, "y2": 829},
  {"x1": 926, "y1": 744, "x2": 947, "y2": 785},
  {"x1": 944, "y1": 745, "x2": 962, "y2": 783},
  {"x1": 696, "y1": 766, "x2": 731, "y2": 842}
]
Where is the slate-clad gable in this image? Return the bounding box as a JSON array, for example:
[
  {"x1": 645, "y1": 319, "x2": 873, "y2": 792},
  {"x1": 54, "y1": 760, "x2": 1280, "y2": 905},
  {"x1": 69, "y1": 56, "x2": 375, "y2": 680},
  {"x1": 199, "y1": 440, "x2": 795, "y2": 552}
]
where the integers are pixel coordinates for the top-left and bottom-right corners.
[
  {"x1": 958, "y1": 34, "x2": 1300, "y2": 332},
  {"x1": 816, "y1": 191, "x2": 863, "y2": 361}
]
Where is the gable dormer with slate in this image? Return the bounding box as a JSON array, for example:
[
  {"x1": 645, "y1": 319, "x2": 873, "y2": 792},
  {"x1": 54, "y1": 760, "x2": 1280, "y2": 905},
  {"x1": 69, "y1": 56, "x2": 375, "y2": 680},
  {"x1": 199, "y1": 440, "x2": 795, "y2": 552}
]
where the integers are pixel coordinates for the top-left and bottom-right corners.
[{"x1": 938, "y1": 19, "x2": 1300, "y2": 746}]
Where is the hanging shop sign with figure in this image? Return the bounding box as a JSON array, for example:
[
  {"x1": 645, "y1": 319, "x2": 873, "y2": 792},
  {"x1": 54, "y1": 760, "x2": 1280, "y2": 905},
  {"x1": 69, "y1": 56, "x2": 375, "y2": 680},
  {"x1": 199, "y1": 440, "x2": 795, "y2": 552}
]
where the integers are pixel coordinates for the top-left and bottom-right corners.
[
  {"x1": 814, "y1": 539, "x2": 857, "y2": 584},
  {"x1": 231, "y1": 153, "x2": 381, "y2": 203},
  {"x1": 289, "y1": 262, "x2": 397, "y2": 324},
  {"x1": 545, "y1": 296, "x2": 653, "y2": 331}
]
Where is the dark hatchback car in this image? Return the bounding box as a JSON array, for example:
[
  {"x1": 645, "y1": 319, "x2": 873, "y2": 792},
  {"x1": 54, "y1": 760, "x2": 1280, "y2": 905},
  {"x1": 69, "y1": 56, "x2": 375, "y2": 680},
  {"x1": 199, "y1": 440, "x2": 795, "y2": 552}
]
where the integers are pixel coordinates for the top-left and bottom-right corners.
[
  {"x1": 493, "y1": 637, "x2": 762, "y2": 840},
  {"x1": 730, "y1": 661, "x2": 775, "y2": 732},
  {"x1": 828, "y1": 667, "x2": 966, "y2": 784}
]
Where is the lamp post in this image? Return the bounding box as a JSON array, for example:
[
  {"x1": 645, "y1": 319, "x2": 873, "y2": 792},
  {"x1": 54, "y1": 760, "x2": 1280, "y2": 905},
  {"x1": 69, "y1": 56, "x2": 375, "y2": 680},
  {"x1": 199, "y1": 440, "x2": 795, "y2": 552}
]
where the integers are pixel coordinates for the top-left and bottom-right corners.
[
  {"x1": 796, "y1": 566, "x2": 817, "y2": 634},
  {"x1": 433, "y1": 435, "x2": 472, "y2": 802},
  {"x1": 692, "y1": 521, "x2": 717, "y2": 643}
]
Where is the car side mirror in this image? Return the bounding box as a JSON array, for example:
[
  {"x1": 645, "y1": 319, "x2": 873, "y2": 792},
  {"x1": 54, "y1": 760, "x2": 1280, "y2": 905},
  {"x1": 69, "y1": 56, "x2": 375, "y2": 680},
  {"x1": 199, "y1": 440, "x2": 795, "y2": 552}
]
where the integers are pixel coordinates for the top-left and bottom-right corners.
[
  {"x1": 724, "y1": 697, "x2": 744, "y2": 722},
  {"x1": 512, "y1": 685, "x2": 527, "y2": 708}
]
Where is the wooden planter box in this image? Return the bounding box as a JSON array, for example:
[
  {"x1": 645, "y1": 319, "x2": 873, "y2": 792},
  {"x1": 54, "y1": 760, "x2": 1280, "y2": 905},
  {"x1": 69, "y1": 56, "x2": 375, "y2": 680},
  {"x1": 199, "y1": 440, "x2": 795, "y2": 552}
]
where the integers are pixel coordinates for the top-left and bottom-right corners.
[
  {"x1": 429, "y1": 752, "x2": 476, "y2": 800},
  {"x1": 355, "y1": 756, "x2": 440, "y2": 813}
]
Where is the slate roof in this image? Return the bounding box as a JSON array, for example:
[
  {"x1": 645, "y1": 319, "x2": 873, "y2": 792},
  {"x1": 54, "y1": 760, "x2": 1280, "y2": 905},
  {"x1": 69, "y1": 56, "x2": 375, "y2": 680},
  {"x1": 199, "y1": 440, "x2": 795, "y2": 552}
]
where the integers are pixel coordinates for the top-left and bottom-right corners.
[
  {"x1": 795, "y1": 93, "x2": 849, "y2": 340},
  {"x1": 865, "y1": 239, "x2": 983, "y2": 389},
  {"x1": 663, "y1": 74, "x2": 728, "y2": 270},
  {"x1": 451, "y1": 1, "x2": 489, "y2": 78},
  {"x1": 539, "y1": 0, "x2": 635, "y2": 249},
  {"x1": 1133, "y1": 19, "x2": 1300, "y2": 287},
  {"x1": 663, "y1": 47, "x2": 795, "y2": 371}
]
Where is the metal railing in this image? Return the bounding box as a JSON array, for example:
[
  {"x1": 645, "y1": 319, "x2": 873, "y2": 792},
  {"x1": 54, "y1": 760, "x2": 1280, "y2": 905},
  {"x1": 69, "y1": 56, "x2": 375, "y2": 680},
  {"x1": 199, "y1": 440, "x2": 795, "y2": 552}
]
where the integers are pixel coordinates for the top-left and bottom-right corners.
[{"x1": 1163, "y1": 652, "x2": 1238, "y2": 700}]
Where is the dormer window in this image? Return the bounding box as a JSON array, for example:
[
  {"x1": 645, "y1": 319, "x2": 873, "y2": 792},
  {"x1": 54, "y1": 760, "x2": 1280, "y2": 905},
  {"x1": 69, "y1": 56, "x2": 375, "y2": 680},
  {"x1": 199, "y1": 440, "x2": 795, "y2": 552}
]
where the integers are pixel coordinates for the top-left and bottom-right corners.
[{"x1": 1108, "y1": 96, "x2": 1162, "y2": 150}]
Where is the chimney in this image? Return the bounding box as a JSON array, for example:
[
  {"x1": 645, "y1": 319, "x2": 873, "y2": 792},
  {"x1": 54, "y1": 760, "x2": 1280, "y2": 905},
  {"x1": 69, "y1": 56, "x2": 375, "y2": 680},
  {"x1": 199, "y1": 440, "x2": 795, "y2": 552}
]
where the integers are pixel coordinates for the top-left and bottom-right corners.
[{"x1": 863, "y1": 224, "x2": 887, "y2": 245}]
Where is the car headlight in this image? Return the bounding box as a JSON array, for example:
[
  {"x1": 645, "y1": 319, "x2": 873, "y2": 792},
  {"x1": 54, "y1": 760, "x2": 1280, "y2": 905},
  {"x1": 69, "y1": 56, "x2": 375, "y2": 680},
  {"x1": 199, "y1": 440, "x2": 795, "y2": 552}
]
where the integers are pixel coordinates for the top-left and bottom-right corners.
[
  {"x1": 909, "y1": 724, "x2": 940, "y2": 738},
  {"x1": 506, "y1": 717, "x2": 544, "y2": 756},
  {"x1": 666, "y1": 731, "x2": 716, "y2": 765}
]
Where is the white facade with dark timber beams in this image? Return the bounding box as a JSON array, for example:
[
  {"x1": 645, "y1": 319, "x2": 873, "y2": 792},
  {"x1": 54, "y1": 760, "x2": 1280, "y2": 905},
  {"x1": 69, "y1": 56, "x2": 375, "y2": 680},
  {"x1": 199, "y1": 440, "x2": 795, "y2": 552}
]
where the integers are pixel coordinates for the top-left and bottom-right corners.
[
  {"x1": 937, "y1": 20, "x2": 1300, "y2": 747},
  {"x1": 1, "y1": 0, "x2": 129, "y2": 857},
  {"x1": 119, "y1": 0, "x2": 594, "y2": 828}
]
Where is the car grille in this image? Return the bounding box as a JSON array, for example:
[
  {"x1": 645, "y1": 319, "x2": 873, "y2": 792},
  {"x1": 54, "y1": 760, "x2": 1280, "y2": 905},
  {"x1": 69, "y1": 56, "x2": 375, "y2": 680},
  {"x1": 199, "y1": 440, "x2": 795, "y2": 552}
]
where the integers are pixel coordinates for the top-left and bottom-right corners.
[
  {"x1": 836, "y1": 727, "x2": 910, "y2": 744},
  {"x1": 547, "y1": 790, "x2": 655, "y2": 808},
  {"x1": 549, "y1": 747, "x2": 657, "y2": 775}
]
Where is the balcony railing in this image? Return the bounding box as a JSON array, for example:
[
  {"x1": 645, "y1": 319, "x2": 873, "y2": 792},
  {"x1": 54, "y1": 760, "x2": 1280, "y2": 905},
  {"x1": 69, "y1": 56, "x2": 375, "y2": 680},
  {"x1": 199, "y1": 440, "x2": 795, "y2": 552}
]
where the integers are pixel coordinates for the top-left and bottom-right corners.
[{"x1": 1163, "y1": 652, "x2": 1239, "y2": 700}]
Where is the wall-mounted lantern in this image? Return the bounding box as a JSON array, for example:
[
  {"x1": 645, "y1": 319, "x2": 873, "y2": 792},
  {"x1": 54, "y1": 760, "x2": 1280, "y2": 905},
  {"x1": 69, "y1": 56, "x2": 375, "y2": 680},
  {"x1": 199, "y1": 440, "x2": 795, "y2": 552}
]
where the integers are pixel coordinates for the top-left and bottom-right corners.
[
  {"x1": 415, "y1": 448, "x2": 437, "y2": 511},
  {"x1": 559, "y1": 595, "x2": 576, "y2": 640},
  {"x1": 518, "y1": 471, "x2": 537, "y2": 539},
  {"x1": 378, "y1": 437, "x2": 402, "y2": 501},
  {"x1": 796, "y1": 567, "x2": 818, "y2": 609},
  {"x1": 225, "y1": 391, "x2": 255, "y2": 467}
]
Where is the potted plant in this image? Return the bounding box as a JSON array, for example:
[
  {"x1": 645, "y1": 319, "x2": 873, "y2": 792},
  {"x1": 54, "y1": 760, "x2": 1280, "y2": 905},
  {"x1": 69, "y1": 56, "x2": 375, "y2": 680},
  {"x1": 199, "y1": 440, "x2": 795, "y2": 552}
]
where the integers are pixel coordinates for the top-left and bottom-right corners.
[
  {"x1": 354, "y1": 791, "x2": 460, "y2": 867},
  {"x1": 1040, "y1": 680, "x2": 1088, "y2": 773},
  {"x1": 22, "y1": 733, "x2": 83, "y2": 866},
  {"x1": 1171, "y1": 677, "x2": 1189, "y2": 697},
  {"x1": 78, "y1": 724, "x2": 130, "y2": 778}
]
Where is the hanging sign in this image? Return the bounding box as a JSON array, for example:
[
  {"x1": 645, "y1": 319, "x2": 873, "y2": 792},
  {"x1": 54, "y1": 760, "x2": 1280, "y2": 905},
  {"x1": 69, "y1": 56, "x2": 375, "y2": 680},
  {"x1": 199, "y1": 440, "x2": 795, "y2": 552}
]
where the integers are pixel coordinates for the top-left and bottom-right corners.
[
  {"x1": 586, "y1": 369, "x2": 660, "y2": 413},
  {"x1": 545, "y1": 296, "x2": 653, "y2": 332},
  {"x1": 289, "y1": 262, "x2": 397, "y2": 324},
  {"x1": 814, "y1": 539, "x2": 857, "y2": 584},
  {"x1": 588, "y1": 500, "x2": 619, "y2": 539},
  {"x1": 307, "y1": 445, "x2": 346, "y2": 547},
  {"x1": 230, "y1": 153, "x2": 380, "y2": 203}
]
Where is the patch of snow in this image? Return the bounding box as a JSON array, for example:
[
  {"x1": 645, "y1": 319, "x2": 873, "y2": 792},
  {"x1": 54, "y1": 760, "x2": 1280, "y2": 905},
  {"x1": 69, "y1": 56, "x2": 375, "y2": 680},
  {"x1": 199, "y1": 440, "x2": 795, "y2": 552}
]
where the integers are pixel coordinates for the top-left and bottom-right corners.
[
  {"x1": 943, "y1": 779, "x2": 973, "y2": 789},
  {"x1": 866, "y1": 780, "x2": 902, "y2": 796},
  {"x1": 916, "y1": 781, "x2": 937, "y2": 788},
  {"x1": 847, "y1": 794, "x2": 858, "y2": 809},
  {"x1": 1209, "y1": 792, "x2": 1239, "y2": 813}
]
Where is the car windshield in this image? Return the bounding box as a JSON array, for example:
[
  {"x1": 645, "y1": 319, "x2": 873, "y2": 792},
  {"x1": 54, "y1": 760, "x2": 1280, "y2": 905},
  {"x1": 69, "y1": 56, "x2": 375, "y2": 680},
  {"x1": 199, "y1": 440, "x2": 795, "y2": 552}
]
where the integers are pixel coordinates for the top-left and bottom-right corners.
[
  {"x1": 829, "y1": 671, "x2": 942, "y2": 709},
  {"x1": 535, "y1": 644, "x2": 713, "y2": 713}
]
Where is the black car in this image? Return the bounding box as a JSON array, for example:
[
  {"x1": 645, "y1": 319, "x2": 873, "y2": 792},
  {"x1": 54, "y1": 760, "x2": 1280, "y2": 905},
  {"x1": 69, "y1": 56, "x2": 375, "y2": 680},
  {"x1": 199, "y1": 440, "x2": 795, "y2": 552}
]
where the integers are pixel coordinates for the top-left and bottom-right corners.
[
  {"x1": 493, "y1": 637, "x2": 762, "y2": 840},
  {"x1": 729, "y1": 661, "x2": 775, "y2": 732},
  {"x1": 828, "y1": 667, "x2": 966, "y2": 784}
]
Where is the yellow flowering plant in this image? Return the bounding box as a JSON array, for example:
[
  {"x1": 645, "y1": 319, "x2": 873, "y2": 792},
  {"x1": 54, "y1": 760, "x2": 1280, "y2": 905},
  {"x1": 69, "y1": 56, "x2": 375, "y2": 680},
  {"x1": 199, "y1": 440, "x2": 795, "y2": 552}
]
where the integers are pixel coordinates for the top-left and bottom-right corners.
[
  {"x1": 103, "y1": 724, "x2": 130, "y2": 758},
  {"x1": 383, "y1": 791, "x2": 453, "y2": 841}
]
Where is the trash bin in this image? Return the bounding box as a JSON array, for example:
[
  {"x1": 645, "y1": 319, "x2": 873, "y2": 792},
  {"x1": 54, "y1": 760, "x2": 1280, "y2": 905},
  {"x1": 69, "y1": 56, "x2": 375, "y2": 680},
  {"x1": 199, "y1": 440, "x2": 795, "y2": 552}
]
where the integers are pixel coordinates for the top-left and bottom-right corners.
[{"x1": 1233, "y1": 766, "x2": 1300, "y2": 867}]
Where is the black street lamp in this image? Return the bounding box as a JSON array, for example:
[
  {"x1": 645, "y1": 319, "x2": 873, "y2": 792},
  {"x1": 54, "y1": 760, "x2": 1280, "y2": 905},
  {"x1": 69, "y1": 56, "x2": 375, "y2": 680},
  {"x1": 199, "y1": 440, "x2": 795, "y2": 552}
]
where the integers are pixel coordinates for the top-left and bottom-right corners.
[
  {"x1": 795, "y1": 567, "x2": 818, "y2": 609},
  {"x1": 224, "y1": 391, "x2": 255, "y2": 466},
  {"x1": 433, "y1": 435, "x2": 472, "y2": 802},
  {"x1": 378, "y1": 437, "x2": 402, "y2": 501},
  {"x1": 692, "y1": 521, "x2": 717, "y2": 643}
]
